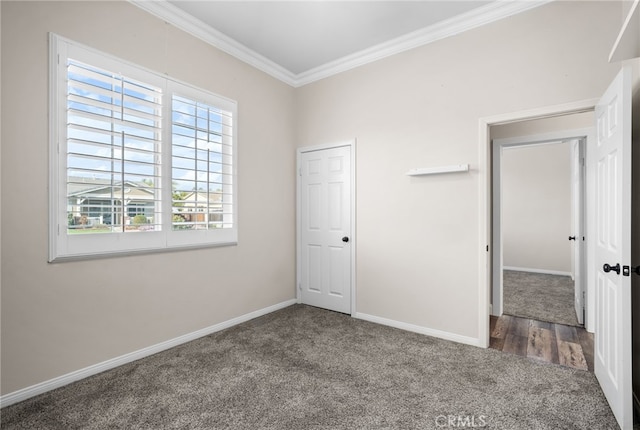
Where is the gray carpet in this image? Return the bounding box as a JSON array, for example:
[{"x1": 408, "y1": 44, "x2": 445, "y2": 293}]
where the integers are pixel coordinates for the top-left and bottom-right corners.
[
  {"x1": 1, "y1": 304, "x2": 616, "y2": 429},
  {"x1": 503, "y1": 270, "x2": 580, "y2": 327}
]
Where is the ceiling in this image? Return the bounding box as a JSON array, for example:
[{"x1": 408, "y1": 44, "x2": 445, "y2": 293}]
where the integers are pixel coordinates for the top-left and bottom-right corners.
[{"x1": 132, "y1": 1, "x2": 548, "y2": 87}]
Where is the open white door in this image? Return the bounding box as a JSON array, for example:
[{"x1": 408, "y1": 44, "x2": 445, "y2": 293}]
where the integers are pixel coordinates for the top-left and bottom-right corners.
[
  {"x1": 593, "y1": 66, "x2": 632, "y2": 430},
  {"x1": 298, "y1": 144, "x2": 353, "y2": 314},
  {"x1": 570, "y1": 139, "x2": 585, "y2": 325}
]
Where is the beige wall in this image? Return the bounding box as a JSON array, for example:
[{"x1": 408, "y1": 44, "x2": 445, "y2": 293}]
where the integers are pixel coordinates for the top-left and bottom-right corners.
[
  {"x1": 501, "y1": 143, "x2": 571, "y2": 273},
  {"x1": 0, "y1": 1, "x2": 296, "y2": 395},
  {"x1": 294, "y1": 1, "x2": 623, "y2": 338}
]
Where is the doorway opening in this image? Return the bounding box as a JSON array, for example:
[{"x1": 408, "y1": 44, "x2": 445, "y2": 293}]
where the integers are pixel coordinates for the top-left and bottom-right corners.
[
  {"x1": 478, "y1": 101, "x2": 599, "y2": 349},
  {"x1": 492, "y1": 133, "x2": 589, "y2": 329}
]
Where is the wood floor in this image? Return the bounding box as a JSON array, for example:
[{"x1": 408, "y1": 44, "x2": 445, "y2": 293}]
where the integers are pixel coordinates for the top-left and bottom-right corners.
[{"x1": 490, "y1": 315, "x2": 594, "y2": 371}]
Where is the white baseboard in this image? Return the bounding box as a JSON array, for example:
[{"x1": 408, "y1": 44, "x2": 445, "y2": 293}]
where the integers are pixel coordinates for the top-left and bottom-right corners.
[
  {"x1": 0, "y1": 298, "x2": 297, "y2": 408},
  {"x1": 503, "y1": 266, "x2": 572, "y2": 277},
  {"x1": 354, "y1": 312, "x2": 481, "y2": 348}
]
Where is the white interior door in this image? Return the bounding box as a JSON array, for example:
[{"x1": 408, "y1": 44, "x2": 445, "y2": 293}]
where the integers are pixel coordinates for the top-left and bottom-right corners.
[
  {"x1": 298, "y1": 145, "x2": 352, "y2": 314},
  {"x1": 593, "y1": 66, "x2": 632, "y2": 430},
  {"x1": 570, "y1": 139, "x2": 585, "y2": 324}
]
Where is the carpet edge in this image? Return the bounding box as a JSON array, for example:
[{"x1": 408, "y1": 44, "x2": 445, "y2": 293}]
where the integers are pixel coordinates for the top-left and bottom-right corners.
[
  {"x1": 354, "y1": 312, "x2": 482, "y2": 347},
  {"x1": 0, "y1": 298, "x2": 297, "y2": 408}
]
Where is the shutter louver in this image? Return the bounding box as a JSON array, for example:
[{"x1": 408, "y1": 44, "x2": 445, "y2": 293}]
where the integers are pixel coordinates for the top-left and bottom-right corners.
[{"x1": 66, "y1": 59, "x2": 163, "y2": 233}]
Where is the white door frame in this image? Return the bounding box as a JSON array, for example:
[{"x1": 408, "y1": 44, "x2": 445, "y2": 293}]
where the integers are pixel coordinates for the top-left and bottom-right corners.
[
  {"x1": 296, "y1": 139, "x2": 357, "y2": 316},
  {"x1": 477, "y1": 98, "x2": 598, "y2": 348},
  {"x1": 570, "y1": 138, "x2": 587, "y2": 325},
  {"x1": 491, "y1": 130, "x2": 593, "y2": 330}
]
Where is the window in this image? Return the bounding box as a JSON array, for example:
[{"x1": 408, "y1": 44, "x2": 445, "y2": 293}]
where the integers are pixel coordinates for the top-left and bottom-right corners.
[{"x1": 50, "y1": 34, "x2": 237, "y2": 261}]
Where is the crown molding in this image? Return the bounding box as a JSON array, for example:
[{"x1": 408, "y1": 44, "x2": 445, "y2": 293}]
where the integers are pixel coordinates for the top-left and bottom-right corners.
[
  {"x1": 130, "y1": 0, "x2": 551, "y2": 88},
  {"x1": 295, "y1": 0, "x2": 552, "y2": 86},
  {"x1": 608, "y1": 0, "x2": 639, "y2": 62}
]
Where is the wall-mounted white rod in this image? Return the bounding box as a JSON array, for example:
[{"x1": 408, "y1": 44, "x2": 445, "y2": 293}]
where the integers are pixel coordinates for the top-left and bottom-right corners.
[{"x1": 406, "y1": 164, "x2": 469, "y2": 176}]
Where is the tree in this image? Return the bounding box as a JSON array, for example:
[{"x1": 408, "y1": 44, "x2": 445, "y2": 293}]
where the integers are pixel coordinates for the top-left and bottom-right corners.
[
  {"x1": 132, "y1": 214, "x2": 148, "y2": 225},
  {"x1": 171, "y1": 181, "x2": 188, "y2": 207}
]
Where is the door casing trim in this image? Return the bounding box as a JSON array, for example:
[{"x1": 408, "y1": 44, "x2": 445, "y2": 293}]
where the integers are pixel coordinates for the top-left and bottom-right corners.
[{"x1": 478, "y1": 98, "x2": 598, "y2": 347}]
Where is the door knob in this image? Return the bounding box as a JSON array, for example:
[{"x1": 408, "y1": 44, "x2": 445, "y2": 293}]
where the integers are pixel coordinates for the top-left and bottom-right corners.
[
  {"x1": 603, "y1": 263, "x2": 620, "y2": 275},
  {"x1": 342, "y1": 236, "x2": 349, "y2": 243},
  {"x1": 568, "y1": 236, "x2": 576, "y2": 241}
]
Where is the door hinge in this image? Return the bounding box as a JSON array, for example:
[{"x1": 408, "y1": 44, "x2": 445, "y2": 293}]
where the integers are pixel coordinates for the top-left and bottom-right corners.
[
  {"x1": 298, "y1": 282, "x2": 302, "y2": 291},
  {"x1": 486, "y1": 245, "x2": 489, "y2": 252},
  {"x1": 298, "y1": 168, "x2": 302, "y2": 177}
]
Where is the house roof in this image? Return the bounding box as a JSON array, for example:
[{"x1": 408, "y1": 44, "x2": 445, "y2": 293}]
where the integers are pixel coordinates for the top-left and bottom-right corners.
[{"x1": 67, "y1": 177, "x2": 155, "y2": 200}]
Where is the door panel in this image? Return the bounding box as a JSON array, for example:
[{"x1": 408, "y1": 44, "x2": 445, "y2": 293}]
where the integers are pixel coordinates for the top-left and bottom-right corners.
[
  {"x1": 308, "y1": 184, "x2": 321, "y2": 229},
  {"x1": 307, "y1": 245, "x2": 322, "y2": 293},
  {"x1": 593, "y1": 67, "x2": 632, "y2": 430},
  {"x1": 328, "y1": 246, "x2": 345, "y2": 296},
  {"x1": 299, "y1": 145, "x2": 352, "y2": 314},
  {"x1": 328, "y1": 182, "x2": 343, "y2": 230}
]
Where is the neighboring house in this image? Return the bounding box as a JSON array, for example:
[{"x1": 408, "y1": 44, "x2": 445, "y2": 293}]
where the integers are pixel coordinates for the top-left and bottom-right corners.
[
  {"x1": 67, "y1": 177, "x2": 156, "y2": 227},
  {"x1": 173, "y1": 191, "x2": 224, "y2": 227}
]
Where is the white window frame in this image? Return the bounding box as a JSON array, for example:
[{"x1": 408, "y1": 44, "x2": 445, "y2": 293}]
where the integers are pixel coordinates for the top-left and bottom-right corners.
[{"x1": 49, "y1": 34, "x2": 238, "y2": 262}]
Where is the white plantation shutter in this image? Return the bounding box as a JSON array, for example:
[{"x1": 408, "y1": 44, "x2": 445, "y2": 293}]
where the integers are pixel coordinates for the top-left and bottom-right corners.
[
  {"x1": 171, "y1": 94, "x2": 234, "y2": 230},
  {"x1": 66, "y1": 59, "x2": 163, "y2": 232},
  {"x1": 165, "y1": 81, "x2": 237, "y2": 248},
  {"x1": 50, "y1": 34, "x2": 237, "y2": 261}
]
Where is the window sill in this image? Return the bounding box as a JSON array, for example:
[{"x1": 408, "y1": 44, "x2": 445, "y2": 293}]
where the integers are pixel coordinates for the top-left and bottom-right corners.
[{"x1": 48, "y1": 240, "x2": 238, "y2": 263}]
